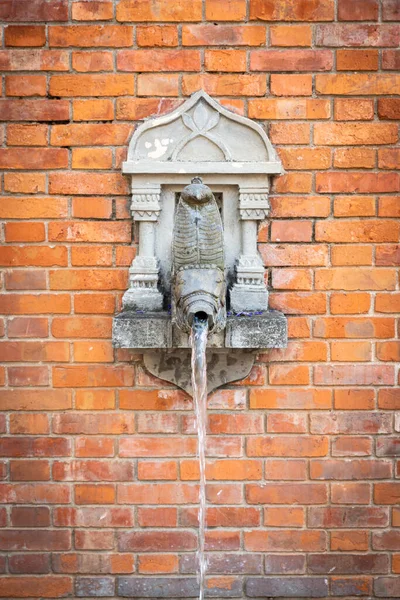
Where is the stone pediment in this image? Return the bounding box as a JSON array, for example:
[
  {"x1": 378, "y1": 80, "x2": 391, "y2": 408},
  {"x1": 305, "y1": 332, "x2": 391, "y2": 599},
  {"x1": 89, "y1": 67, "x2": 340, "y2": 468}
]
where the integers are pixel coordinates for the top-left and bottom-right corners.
[{"x1": 123, "y1": 90, "x2": 282, "y2": 175}]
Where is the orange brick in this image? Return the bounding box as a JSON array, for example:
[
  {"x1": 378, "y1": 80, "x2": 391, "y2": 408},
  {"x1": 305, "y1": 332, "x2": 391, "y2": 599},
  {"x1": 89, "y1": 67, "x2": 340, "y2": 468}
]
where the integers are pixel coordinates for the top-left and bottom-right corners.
[
  {"x1": 138, "y1": 461, "x2": 178, "y2": 481},
  {"x1": 0, "y1": 148, "x2": 68, "y2": 170},
  {"x1": 273, "y1": 173, "x2": 313, "y2": 193},
  {"x1": 271, "y1": 74, "x2": 312, "y2": 96},
  {"x1": 331, "y1": 342, "x2": 372, "y2": 362},
  {"x1": 249, "y1": 99, "x2": 330, "y2": 120},
  {"x1": 53, "y1": 365, "x2": 134, "y2": 388},
  {"x1": 316, "y1": 73, "x2": 400, "y2": 96},
  {"x1": 264, "y1": 507, "x2": 304, "y2": 527},
  {"x1": 269, "y1": 365, "x2": 310, "y2": 386},
  {"x1": 331, "y1": 247, "x2": 373, "y2": 266},
  {"x1": 314, "y1": 123, "x2": 398, "y2": 146},
  {"x1": 378, "y1": 197, "x2": 400, "y2": 218},
  {"x1": 48, "y1": 173, "x2": 129, "y2": 195},
  {"x1": 314, "y1": 317, "x2": 394, "y2": 339},
  {"x1": 117, "y1": 0, "x2": 203, "y2": 22},
  {"x1": 5, "y1": 270, "x2": 46, "y2": 290},
  {"x1": 316, "y1": 220, "x2": 399, "y2": 243},
  {"x1": 52, "y1": 317, "x2": 112, "y2": 338},
  {"x1": 269, "y1": 292, "x2": 326, "y2": 314},
  {"x1": 334, "y1": 389, "x2": 375, "y2": 411},
  {"x1": 7, "y1": 124, "x2": 48, "y2": 146},
  {"x1": 137, "y1": 74, "x2": 179, "y2": 97},
  {"x1": 138, "y1": 555, "x2": 178, "y2": 574},
  {"x1": 72, "y1": 148, "x2": 112, "y2": 170},
  {"x1": 75, "y1": 390, "x2": 116, "y2": 410},
  {"x1": 377, "y1": 342, "x2": 400, "y2": 362},
  {"x1": 10, "y1": 413, "x2": 49, "y2": 434},
  {"x1": 330, "y1": 292, "x2": 371, "y2": 314},
  {"x1": 269, "y1": 123, "x2": 310, "y2": 145},
  {"x1": 50, "y1": 74, "x2": 134, "y2": 97},
  {"x1": 136, "y1": 25, "x2": 178, "y2": 47},
  {"x1": 264, "y1": 341, "x2": 328, "y2": 363},
  {"x1": 0, "y1": 247, "x2": 67, "y2": 268},
  {"x1": 73, "y1": 342, "x2": 114, "y2": 363},
  {"x1": 72, "y1": 1, "x2": 114, "y2": 20},
  {"x1": 251, "y1": 49, "x2": 333, "y2": 72},
  {"x1": 182, "y1": 74, "x2": 266, "y2": 97},
  {"x1": 49, "y1": 25, "x2": 132, "y2": 47},
  {"x1": 271, "y1": 269, "x2": 312, "y2": 291},
  {"x1": 278, "y1": 148, "x2": 331, "y2": 170},
  {"x1": 318, "y1": 266, "x2": 395, "y2": 290},
  {"x1": 331, "y1": 531, "x2": 369, "y2": 552},
  {"x1": 375, "y1": 293, "x2": 400, "y2": 314},
  {"x1": 337, "y1": 49, "x2": 379, "y2": 71},
  {"x1": 6, "y1": 75, "x2": 47, "y2": 97},
  {"x1": 4, "y1": 173, "x2": 46, "y2": 194},
  {"x1": 8, "y1": 366, "x2": 49, "y2": 387},
  {"x1": 73, "y1": 99, "x2": 114, "y2": 121},
  {"x1": 250, "y1": 0, "x2": 334, "y2": 20},
  {"x1": 5, "y1": 223, "x2": 45, "y2": 243},
  {"x1": 270, "y1": 25, "x2": 312, "y2": 46},
  {"x1": 267, "y1": 414, "x2": 307, "y2": 434},
  {"x1": 334, "y1": 148, "x2": 376, "y2": 170},
  {"x1": 72, "y1": 51, "x2": 113, "y2": 72},
  {"x1": 75, "y1": 484, "x2": 115, "y2": 504},
  {"x1": 8, "y1": 316, "x2": 48, "y2": 338},
  {"x1": 205, "y1": 50, "x2": 247, "y2": 73},
  {"x1": 72, "y1": 197, "x2": 112, "y2": 219},
  {"x1": 334, "y1": 99, "x2": 374, "y2": 121},
  {"x1": 206, "y1": 0, "x2": 246, "y2": 21},
  {"x1": 0, "y1": 197, "x2": 67, "y2": 219},
  {"x1": 5, "y1": 26, "x2": 46, "y2": 47}
]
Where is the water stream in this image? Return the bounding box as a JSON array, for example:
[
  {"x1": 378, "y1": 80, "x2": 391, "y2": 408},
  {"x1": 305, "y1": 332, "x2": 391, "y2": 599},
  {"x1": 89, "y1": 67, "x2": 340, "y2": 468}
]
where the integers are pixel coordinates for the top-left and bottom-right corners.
[{"x1": 190, "y1": 315, "x2": 209, "y2": 600}]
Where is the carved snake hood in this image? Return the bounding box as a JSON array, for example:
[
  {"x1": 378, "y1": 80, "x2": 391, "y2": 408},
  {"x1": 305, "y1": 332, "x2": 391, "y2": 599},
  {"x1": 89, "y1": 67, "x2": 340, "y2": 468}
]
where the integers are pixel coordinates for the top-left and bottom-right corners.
[{"x1": 172, "y1": 178, "x2": 226, "y2": 333}]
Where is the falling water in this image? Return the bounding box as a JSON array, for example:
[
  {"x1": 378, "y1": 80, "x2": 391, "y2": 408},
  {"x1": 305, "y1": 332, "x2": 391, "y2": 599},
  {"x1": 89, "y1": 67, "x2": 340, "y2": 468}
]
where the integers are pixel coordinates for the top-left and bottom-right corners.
[{"x1": 190, "y1": 315, "x2": 209, "y2": 600}]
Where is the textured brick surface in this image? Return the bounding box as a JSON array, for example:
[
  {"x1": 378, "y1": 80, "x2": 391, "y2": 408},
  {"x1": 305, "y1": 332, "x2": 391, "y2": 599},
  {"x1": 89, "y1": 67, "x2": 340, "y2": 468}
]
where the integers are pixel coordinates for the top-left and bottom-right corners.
[{"x1": 0, "y1": 1, "x2": 399, "y2": 598}]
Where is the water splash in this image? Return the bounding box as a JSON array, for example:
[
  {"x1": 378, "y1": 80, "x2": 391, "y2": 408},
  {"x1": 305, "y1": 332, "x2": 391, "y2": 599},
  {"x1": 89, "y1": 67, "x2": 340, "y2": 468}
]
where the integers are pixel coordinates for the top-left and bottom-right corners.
[{"x1": 190, "y1": 315, "x2": 209, "y2": 600}]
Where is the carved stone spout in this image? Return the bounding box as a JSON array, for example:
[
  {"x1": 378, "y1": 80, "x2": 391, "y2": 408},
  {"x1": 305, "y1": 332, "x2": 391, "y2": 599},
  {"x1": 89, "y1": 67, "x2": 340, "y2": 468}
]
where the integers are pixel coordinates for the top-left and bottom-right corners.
[{"x1": 172, "y1": 177, "x2": 226, "y2": 334}]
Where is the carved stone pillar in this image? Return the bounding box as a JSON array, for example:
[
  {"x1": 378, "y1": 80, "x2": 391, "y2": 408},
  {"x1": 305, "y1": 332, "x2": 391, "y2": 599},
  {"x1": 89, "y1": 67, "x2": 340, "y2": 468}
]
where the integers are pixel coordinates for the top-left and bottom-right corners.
[
  {"x1": 230, "y1": 187, "x2": 270, "y2": 312},
  {"x1": 122, "y1": 184, "x2": 164, "y2": 311}
]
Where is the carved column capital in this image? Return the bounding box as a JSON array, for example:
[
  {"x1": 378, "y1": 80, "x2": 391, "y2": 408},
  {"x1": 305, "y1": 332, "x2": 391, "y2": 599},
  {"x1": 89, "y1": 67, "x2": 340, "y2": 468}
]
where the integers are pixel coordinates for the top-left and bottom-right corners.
[
  {"x1": 238, "y1": 186, "x2": 270, "y2": 220},
  {"x1": 131, "y1": 185, "x2": 161, "y2": 222}
]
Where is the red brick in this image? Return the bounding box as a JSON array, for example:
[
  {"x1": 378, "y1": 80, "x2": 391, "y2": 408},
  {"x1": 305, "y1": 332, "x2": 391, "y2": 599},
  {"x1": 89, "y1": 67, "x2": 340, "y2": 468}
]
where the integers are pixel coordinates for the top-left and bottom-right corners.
[
  {"x1": 4, "y1": 270, "x2": 46, "y2": 290},
  {"x1": 0, "y1": 99, "x2": 69, "y2": 123},
  {"x1": 117, "y1": 0, "x2": 202, "y2": 22},
  {"x1": 182, "y1": 25, "x2": 266, "y2": 46},
  {"x1": 334, "y1": 148, "x2": 376, "y2": 170},
  {"x1": 311, "y1": 412, "x2": 392, "y2": 434},
  {"x1": 311, "y1": 459, "x2": 391, "y2": 481},
  {"x1": 138, "y1": 460, "x2": 177, "y2": 480},
  {"x1": 8, "y1": 366, "x2": 49, "y2": 387},
  {"x1": 378, "y1": 98, "x2": 400, "y2": 120},
  {"x1": 8, "y1": 317, "x2": 48, "y2": 339},
  {"x1": 53, "y1": 365, "x2": 133, "y2": 387},
  {"x1": 339, "y1": 0, "x2": 378, "y2": 20},
  {"x1": 375, "y1": 483, "x2": 400, "y2": 504},
  {"x1": 117, "y1": 483, "x2": 199, "y2": 505},
  {"x1": 72, "y1": 51, "x2": 113, "y2": 72},
  {"x1": 118, "y1": 49, "x2": 200, "y2": 72},
  {"x1": 332, "y1": 437, "x2": 373, "y2": 457},
  {"x1": 244, "y1": 530, "x2": 326, "y2": 552},
  {"x1": 0, "y1": 576, "x2": 72, "y2": 597},
  {"x1": 382, "y1": 49, "x2": 400, "y2": 70},
  {"x1": 247, "y1": 436, "x2": 329, "y2": 457},
  {"x1": 331, "y1": 532, "x2": 369, "y2": 552},
  {"x1": 5, "y1": 26, "x2": 46, "y2": 47},
  {"x1": 72, "y1": 1, "x2": 114, "y2": 20},
  {"x1": 49, "y1": 25, "x2": 132, "y2": 47},
  {"x1": 316, "y1": 24, "x2": 400, "y2": 47},
  {"x1": 137, "y1": 74, "x2": 179, "y2": 96},
  {"x1": 11, "y1": 506, "x2": 50, "y2": 527},
  {"x1": 378, "y1": 389, "x2": 400, "y2": 409},
  {"x1": 249, "y1": 0, "x2": 334, "y2": 21},
  {"x1": 6, "y1": 75, "x2": 47, "y2": 97},
  {"x1": 251, "y1": 49, "x2": 332, "y2": 72},
  {"x1": 75, "y1": 530, "x2": 114, "y2": 550},
  {"x1": 377, "y1": 342, "x2": 400, "y2": 362},
  {"x1": 331, "y1": 482, "x2": 371, "y2": 505},
  {"x1": 309, "y1": 506, "x2": 388, "y2": 529},
  {"x1": 314, "y1": 365, "x2": 394, "y2": 386},
  {"x1": 250, "y1": 388, "x2": 331, "y2": 410}
]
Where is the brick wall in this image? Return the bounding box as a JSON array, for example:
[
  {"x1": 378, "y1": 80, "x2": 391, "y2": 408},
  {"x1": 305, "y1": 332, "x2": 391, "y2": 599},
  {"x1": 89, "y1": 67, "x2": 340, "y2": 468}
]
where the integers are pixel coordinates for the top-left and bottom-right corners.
[{"x1": 0, "y1": 0, "x2": 399, "y2": 598}]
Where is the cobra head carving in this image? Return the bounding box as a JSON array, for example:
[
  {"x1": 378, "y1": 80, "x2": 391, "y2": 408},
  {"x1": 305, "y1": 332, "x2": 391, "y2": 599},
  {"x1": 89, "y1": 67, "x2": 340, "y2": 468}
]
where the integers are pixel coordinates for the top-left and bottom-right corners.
[{"x1": 172, "y1": 177, "x2": 226, "y2": 334}]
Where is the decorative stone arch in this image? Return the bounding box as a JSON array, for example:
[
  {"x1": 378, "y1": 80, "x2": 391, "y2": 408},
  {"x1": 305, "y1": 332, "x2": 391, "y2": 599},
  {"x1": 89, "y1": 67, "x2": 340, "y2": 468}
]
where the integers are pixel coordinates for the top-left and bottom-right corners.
[{"x1": 122, "y1": 90, "x2": 283, "y2": 314}]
